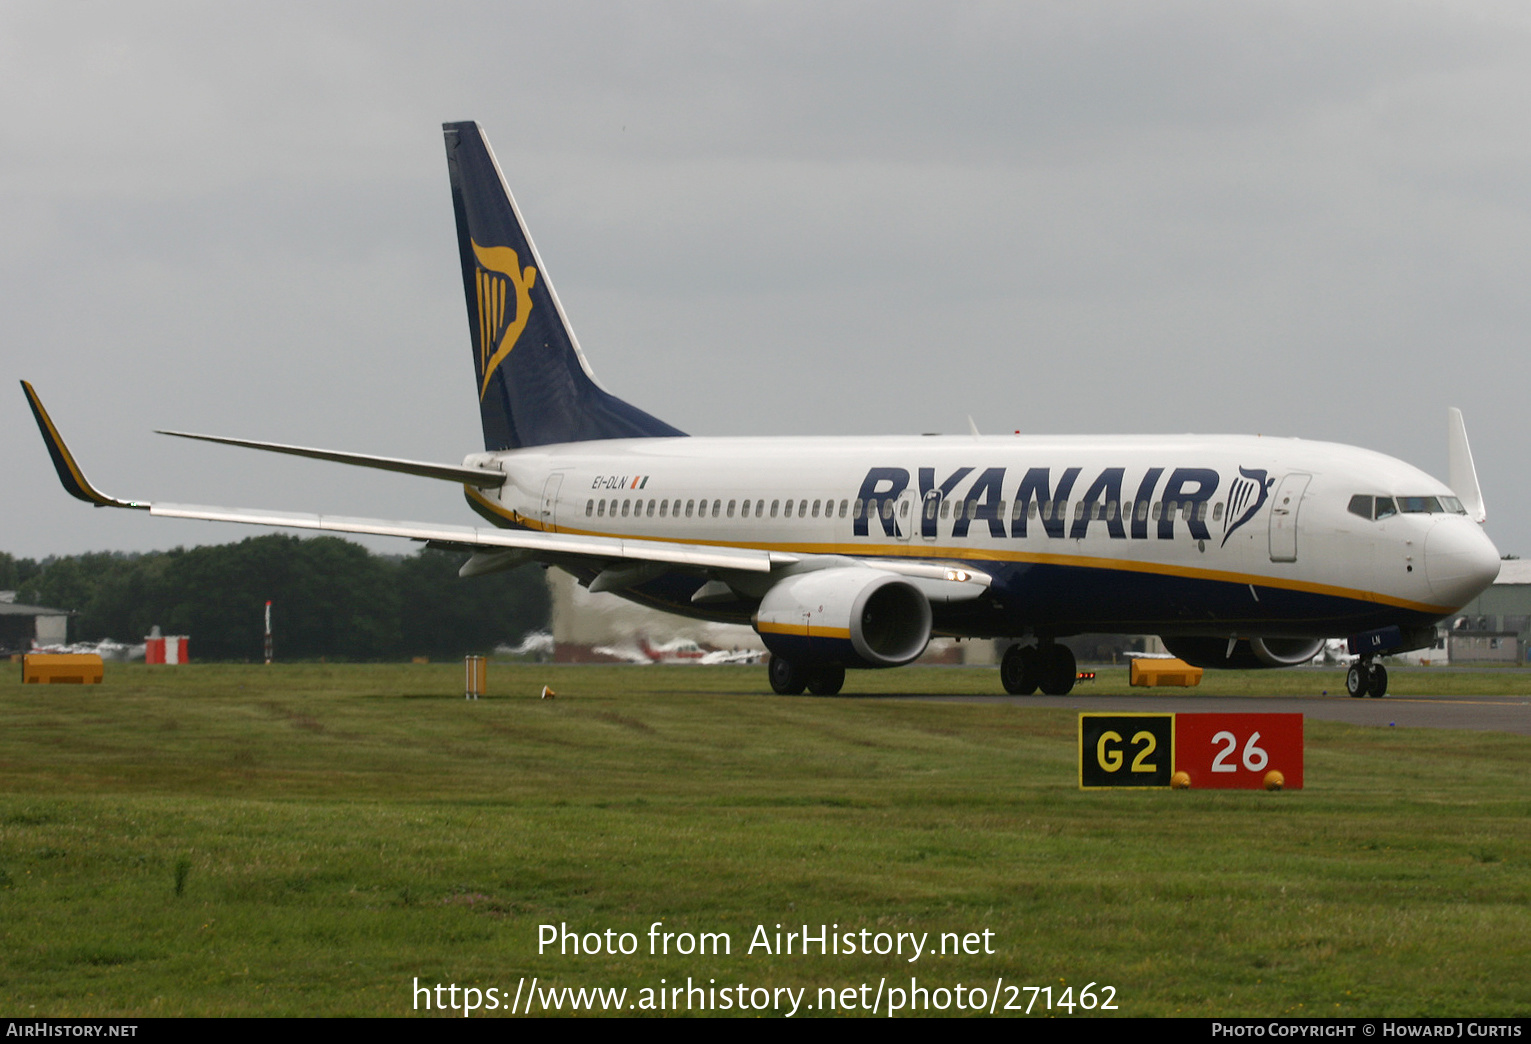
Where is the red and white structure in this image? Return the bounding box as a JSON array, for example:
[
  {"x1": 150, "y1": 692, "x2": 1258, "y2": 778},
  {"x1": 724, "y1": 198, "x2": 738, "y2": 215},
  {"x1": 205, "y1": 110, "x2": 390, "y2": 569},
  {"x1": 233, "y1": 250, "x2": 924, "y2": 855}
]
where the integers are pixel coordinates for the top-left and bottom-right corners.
[{"x1": 144, "y1": 635, "x2": 189, "y2": 665}]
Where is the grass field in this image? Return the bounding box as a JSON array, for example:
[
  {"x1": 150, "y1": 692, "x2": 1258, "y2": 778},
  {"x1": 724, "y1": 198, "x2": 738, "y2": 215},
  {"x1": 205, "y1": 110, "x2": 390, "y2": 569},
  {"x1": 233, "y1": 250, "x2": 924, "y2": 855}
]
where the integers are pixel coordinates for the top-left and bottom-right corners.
[{"x1": 1, "y1": 662, "x2": 1527, "y2": 1017}]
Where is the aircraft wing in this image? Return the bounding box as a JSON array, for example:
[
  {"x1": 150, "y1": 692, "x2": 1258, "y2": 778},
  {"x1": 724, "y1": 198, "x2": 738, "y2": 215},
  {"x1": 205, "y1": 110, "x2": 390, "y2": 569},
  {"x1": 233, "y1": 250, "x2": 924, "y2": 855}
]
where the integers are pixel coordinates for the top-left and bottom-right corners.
[
  {"x1": 22, "y1": 380, "x2": 781, "y2": 572},
  {"x1": 22, "y1": 380, "x2": 991, "y2": 597},
  {"x1": 149, "y1": 502, "x2": 785, "y2": 573}
]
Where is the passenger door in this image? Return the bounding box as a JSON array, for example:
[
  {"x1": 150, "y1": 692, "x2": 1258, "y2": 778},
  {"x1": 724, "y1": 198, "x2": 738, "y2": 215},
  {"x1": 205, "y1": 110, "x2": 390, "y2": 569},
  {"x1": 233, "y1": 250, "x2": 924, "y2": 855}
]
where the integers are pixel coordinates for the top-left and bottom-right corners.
[{"x1": 1268, "y1": 473, "x2": 1311, "y2": 562}]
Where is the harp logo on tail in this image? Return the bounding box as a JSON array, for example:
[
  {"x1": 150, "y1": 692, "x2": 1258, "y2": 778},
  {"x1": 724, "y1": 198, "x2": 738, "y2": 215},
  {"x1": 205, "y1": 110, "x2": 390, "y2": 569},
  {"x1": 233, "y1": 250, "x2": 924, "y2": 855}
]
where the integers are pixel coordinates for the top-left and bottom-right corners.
[
  {"x1": 1222, "y1": 466, "x2": 1274, "y2": 546},
  {"x1": 472, "y1": 240, "x2": 537, "y2": 399}
]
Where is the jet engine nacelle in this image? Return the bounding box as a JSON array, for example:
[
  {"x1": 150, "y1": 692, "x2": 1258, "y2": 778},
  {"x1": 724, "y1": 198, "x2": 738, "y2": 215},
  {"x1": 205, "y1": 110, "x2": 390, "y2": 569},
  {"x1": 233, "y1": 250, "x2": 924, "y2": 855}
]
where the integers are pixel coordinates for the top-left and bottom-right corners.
[
  {"x1": 1160, "y1": 635, "x2": 1326, "y2": 670},
  {"x1": 755, "y1": 567, "x2": 932, "y2": 668}
]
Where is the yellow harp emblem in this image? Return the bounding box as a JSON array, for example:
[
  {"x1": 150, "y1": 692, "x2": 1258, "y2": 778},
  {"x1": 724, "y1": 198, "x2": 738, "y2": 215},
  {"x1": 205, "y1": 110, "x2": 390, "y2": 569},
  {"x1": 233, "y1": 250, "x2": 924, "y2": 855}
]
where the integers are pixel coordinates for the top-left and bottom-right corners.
[{"x1": 471, "y1": 239, "x2": 538, "y2": 400}]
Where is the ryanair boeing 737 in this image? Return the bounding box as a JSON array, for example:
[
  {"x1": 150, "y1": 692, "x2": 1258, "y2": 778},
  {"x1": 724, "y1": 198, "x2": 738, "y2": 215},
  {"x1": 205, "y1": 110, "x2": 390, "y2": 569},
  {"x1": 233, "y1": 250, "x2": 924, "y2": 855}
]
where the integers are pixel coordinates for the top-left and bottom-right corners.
[{"x1": 22, "y1": 122, "x2": 1502, "y2": 698}]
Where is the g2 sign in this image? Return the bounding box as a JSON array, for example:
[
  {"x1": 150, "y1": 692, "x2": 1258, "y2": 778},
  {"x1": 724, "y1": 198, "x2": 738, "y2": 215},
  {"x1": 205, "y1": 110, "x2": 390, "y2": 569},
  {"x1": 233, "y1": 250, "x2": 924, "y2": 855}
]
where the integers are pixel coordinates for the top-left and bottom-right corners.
[{"x1": 1079, "y1": 713, "x2": 1303, "y2": 789}]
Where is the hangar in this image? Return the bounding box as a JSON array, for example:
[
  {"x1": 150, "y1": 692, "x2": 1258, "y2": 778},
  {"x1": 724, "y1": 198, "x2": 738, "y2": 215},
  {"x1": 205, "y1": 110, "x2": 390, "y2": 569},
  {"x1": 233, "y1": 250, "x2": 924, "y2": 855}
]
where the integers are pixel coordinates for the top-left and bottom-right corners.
[
  {"x1": 1447, "y1": 559, "x2": 1531, "y2": 665},
  {"x1": 0, "y1": 592, "x2": 71, "y2": 655}
]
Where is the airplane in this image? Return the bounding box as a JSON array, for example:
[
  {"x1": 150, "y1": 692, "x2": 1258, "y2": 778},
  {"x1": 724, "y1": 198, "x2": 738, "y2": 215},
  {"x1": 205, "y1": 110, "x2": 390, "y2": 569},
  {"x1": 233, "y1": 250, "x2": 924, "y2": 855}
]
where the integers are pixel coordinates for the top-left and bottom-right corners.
[{"x1": 21, "y1": 121, "x2": 1503, "y2": 700}]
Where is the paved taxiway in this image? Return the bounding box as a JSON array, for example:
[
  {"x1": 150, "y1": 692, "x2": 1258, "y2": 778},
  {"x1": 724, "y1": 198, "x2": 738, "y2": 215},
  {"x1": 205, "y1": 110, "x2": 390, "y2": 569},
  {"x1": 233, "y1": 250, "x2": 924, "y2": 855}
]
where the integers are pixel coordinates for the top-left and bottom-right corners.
[{"x1": 907, "y1": 690, "x2": 1531, "y2": 735}]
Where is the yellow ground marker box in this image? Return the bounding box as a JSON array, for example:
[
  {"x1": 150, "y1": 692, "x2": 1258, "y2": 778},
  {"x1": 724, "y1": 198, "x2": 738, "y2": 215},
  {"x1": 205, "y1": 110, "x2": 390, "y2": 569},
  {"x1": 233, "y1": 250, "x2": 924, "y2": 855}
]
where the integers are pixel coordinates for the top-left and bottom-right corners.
[
  {"x1": 21, "y1": 654, "x2": 104, "y2": 685},
  {"x1": 1129, "y1": 657, "x2": 1203, "y2": 687}
]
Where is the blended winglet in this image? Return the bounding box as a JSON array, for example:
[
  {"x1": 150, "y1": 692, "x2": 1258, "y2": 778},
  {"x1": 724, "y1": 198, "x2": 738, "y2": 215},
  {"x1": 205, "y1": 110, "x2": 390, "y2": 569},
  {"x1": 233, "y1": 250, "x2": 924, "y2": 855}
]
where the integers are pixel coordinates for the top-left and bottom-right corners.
[
  {"x1": 19, "y1": 381, "x2": 147, "y2": 510},
  {"x1": 1447, "y1": 407, "x2": 1486, "y2": 524}
]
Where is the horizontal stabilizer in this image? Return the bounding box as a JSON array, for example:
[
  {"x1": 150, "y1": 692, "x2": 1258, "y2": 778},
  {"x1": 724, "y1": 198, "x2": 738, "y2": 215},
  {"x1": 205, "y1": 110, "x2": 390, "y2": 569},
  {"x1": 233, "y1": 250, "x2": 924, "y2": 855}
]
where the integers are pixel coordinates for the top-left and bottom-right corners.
[
  {"x1": 156, "y1": 430, "x2": 507, "y2": 488},
  {"x1": 1447, "y1": 407, "x2": 1486, "y2": 523}
]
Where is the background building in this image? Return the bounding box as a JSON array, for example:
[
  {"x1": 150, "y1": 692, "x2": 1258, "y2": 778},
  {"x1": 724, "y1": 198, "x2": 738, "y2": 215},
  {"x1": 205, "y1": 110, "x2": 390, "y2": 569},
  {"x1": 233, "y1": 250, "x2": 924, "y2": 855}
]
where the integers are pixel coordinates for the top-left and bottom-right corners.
[
  {"x1": 1447, "y1": 559, "x2": 1530, "y2": 665},
  {"x1": 0, "y1": 592, "x2": 70, "y2": 654}
]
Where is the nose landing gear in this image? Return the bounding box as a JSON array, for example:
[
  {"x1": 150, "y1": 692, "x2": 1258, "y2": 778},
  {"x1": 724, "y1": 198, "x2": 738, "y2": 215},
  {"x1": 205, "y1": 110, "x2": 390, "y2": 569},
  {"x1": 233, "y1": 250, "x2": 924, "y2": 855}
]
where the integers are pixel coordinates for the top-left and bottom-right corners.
[{"x1": 1346, "y1": 658, "x2": 1388, "y2": 698}]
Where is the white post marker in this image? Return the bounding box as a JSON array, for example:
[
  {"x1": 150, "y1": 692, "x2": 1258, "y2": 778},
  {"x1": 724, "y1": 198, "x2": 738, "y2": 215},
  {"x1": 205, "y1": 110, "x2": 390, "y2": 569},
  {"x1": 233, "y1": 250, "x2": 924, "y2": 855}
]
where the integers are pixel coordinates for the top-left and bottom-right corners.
[{"x1": 465, "y1": 655, "x2": 486, "y2": 699}]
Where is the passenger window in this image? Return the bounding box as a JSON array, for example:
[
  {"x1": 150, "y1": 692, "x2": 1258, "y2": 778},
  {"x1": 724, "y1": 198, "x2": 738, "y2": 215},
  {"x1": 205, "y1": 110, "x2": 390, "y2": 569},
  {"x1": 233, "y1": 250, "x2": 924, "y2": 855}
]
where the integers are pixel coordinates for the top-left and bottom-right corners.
[
  {"x1": 799, "y1": 500, "x2": 809, "y2": 518},
  {"x1": 941, "y1": 499, "x2": 951, "y2": 519},
  {"x1": 1151, "y1": 502, "x2": 1162, "y2": 521},
  {"x1": 659, "y1": 499, "x2": 668, "y2": 517},
  {"x1": 812, "y1": 499, "x2": 821, "y2": 518},
  {"x1": 1028, "y1": 502, "x2": 1038, "y2": 520},
  {"x1": 838, "y1": 499, "x2": 848, "y2": 518},
  {"x1": 850, "y1": 499, "x2": 861, "y2": 519},
  {"x1": 784, "y1": 499, "x2": 794, "y2": 517},
  {"x1": 1211, "y1": 502, "x2": 1223, "y2": 522},
  {"x1": 711, "y1": 500, "x2": 721, "y2": 518},
  {"x1": 1074, "y1": 501, "x2": 1085, "y2": 520},
  {"x1": 758, "y1": 499, "x2": 767, "y2": 517},
  {"x1": 585, "y1": 499, "x2": 594, "y2": 517},
  {"x1": 1040, "y1": 500, "x2": 1052, "y2": 519},
  {"x1": 685, "y1": 499, "x2": 695, "y2": 518},
  {"x1": 882, "y1": 500, "x2": 893, "y2": 520},
  {"x1": 621, "y1": 499, "x2": 630, "y2": 517},
  {"x1": 727, "y1": 499, "x2": 736, "y2": 518},
  {"x1": 597, "y1": 500, "x2": 607, "y2": 517},
  {"x1": 1107, "y1": 501, "x2": 1118, "y2": 521},
  {"x1": 772, "y1": 500, "x2": 781, "y2": 518},
  {"x1": 1195, "y1": 502, "x2": 1207, "y2": 523}
]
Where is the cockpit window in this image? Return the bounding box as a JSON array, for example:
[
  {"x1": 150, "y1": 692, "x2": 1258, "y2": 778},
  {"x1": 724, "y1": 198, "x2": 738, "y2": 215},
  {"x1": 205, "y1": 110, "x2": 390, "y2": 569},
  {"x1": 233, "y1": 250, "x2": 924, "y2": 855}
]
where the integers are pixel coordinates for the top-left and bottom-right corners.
[
  {"x1": 1349, "y1": 494, "x2": 1403, "y2": 521},
  {"x1": 1352, "y1": 493, "x2": 1465, "y2": 520}
]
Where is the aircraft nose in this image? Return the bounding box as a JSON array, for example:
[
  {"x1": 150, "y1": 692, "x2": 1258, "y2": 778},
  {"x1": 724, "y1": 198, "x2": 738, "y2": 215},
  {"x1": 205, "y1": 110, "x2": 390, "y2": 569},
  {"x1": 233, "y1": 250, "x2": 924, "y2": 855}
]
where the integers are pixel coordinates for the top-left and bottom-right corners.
[{"x1": 1424, "y1": 518, "x2": 1501, "y2": 607}]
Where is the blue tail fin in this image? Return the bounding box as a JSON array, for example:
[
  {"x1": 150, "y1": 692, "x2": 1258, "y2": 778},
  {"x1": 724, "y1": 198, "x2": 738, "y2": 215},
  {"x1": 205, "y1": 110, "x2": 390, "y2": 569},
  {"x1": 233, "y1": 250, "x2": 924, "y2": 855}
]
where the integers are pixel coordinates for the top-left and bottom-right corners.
[{"x1": 443, "y1": 121, "x2": 686, "y2": 451}]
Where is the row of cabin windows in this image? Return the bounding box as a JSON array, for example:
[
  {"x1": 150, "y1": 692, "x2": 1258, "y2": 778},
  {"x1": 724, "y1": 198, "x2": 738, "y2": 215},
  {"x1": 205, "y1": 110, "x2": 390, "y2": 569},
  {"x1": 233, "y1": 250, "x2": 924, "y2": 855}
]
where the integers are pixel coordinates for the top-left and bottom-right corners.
[
  {"x1": 583, "y1": 496, "x2": 1226, "y2": 525},
  {"x1": 922, "y1": 498, "x2": 1224, "y2": 524},
  {"x1": 585, "y1": 497, "x2": 854, "y2": 520}
]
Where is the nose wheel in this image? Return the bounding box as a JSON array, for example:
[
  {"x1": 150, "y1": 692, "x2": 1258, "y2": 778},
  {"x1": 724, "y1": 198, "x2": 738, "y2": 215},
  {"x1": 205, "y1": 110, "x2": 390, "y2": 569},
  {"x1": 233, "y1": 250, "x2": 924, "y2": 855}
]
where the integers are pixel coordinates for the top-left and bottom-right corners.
[{"x1": 1346, "y1": 659, "x2": 1388, "y2": 698}]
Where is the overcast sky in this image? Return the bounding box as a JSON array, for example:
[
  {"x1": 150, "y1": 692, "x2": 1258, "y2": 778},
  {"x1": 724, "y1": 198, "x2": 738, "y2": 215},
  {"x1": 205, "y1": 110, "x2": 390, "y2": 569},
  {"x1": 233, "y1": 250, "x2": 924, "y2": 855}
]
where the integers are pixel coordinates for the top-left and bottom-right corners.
[{"x1": 4, "y1": 1, "x2": 1529, "y2": 560}]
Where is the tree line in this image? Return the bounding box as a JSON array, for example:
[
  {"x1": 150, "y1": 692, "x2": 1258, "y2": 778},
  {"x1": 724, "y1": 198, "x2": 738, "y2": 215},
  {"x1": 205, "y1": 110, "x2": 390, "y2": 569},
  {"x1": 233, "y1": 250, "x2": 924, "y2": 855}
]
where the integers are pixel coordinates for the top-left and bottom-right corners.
[{"x1": 0, "y1": 535, "x2": 549, "y2": 662}]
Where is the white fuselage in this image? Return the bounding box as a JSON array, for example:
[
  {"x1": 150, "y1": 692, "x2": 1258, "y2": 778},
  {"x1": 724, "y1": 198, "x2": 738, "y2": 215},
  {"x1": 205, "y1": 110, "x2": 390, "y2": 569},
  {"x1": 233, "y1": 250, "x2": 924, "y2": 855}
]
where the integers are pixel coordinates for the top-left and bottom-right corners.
[{"x1": 462, "y1": 433, "x2": 1501, "y2": 641}]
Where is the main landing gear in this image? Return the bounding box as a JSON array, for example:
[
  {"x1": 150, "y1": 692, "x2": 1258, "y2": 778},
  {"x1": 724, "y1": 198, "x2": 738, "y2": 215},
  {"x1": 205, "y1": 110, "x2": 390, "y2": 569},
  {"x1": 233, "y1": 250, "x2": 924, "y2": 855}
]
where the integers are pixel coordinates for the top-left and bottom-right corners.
[
  {"x1": 1000, "y1": 642, "x2": 1077, "y2": 696},
  {"x1": 1346, "y1": 658, "x2": 1388, "y2": 698},
  {"x1": 767, "y1": 656, "x2": 846, "y2": 696}
]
